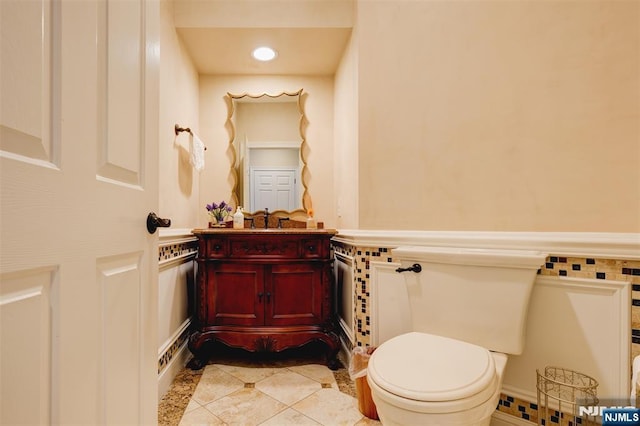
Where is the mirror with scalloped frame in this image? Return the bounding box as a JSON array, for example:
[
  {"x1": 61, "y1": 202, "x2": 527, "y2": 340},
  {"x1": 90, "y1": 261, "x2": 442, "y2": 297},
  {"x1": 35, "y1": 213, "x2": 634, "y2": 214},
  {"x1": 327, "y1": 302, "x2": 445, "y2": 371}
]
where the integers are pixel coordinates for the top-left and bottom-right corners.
[{"x1": 226, "y1": 89, "x2": 310, "y2": 218}]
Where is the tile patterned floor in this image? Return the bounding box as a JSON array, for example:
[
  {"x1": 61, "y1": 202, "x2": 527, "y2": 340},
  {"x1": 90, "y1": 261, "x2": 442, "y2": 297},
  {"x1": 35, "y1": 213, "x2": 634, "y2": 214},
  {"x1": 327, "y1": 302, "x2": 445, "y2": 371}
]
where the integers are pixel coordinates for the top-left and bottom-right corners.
[
  {"x1": 159, "y1": 348, "x2": 381, "y2": 426},
  {"x1": 179, "y1": 363, "x2": 379, "y2": 426}
]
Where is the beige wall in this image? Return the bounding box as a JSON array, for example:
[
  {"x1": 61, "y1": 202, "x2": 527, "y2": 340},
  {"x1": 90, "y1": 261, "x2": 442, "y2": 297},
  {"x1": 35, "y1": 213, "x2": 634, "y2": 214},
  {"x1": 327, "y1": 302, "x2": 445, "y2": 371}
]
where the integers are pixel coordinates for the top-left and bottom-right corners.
[
  {"x1": 355, "y1": 0, "x2": 639, "y2": 232},
  {"x1": 198, "y1": 76, "x2": 336, "y2": 228},
  {"x1": 159, "y1": 0, "x2": 200, "y2": 228},
  {"x1": 334, "y1": 28, "x2": 359, "y2": 229}
]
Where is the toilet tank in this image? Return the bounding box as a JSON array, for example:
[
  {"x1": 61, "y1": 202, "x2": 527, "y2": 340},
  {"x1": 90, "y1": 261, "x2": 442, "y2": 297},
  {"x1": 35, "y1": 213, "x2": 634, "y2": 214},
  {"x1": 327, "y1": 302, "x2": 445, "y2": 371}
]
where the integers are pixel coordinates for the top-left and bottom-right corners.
[{"x1": 393, "y1": 246, "x2": 547, "y2": 355}]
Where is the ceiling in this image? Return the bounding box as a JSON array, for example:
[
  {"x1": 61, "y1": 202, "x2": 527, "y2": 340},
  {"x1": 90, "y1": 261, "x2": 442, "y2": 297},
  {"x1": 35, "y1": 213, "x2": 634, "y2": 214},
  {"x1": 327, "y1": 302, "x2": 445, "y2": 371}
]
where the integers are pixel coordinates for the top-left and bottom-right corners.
[{"x1": 176, "y1": 27, "x2": 352, "y2": 76}]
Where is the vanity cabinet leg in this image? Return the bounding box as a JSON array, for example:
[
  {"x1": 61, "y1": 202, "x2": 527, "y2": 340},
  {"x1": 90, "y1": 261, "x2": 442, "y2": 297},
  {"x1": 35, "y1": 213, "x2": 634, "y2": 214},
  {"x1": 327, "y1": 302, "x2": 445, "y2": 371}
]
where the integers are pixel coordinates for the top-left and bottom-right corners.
[
  {"x1": 326, "y1": 351, "x2": 340, "y2": 370},
  {"x1": 186, "y1": 331, "x2": 209, "y2": 370},
  {"x1": 323, "y1": 331, "x2": 341, "y2": 370},
  {"x1": 186, "y1": 356, "x2": 206, "y2": 370}
]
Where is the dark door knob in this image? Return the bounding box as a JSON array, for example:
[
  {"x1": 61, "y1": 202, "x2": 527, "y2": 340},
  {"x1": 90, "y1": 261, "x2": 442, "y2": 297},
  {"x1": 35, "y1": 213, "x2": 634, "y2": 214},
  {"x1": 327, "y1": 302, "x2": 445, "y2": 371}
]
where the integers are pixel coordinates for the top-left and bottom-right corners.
[{"x1": 147, "y1": 212, "x2": 171, "y2": 234}]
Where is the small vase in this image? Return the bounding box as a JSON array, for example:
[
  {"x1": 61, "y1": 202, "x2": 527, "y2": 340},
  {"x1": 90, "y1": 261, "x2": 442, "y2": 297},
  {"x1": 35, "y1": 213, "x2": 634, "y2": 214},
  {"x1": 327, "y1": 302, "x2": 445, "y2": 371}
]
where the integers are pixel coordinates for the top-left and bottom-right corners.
[{"x1": 209, "y1": 217, "x2": 227, "y2": 228}]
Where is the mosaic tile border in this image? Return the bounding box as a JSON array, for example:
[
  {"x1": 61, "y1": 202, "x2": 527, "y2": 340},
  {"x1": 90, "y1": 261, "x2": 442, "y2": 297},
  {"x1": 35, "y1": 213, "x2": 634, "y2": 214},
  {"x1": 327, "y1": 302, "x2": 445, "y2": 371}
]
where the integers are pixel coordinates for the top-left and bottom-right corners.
[
  {"x1": 333, "y1": 241, "x2": 640, "y2": 424},
  {"x1": 498, "y1": 393, "x2": 539, "y2": 424},
  {"x1": 497, "y1": 392, "x2": 596, "y2": 425},
  {"x1": 333, "y1": 243, "x2": 395, "y2": 348},
  {"x1": 158, "y1": 325, "x2": 191, "y2": 375},
  {"x1": 158, "y1": 239, "x2": 198, "y2": 263}
]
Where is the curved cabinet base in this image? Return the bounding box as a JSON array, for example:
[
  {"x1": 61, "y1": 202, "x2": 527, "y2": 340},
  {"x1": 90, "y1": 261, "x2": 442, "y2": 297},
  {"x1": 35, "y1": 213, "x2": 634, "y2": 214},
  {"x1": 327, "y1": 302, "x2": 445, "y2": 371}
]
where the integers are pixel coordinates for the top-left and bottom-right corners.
[{"x1": 187, "y1": 325, "x2": 340, "y2": 370}]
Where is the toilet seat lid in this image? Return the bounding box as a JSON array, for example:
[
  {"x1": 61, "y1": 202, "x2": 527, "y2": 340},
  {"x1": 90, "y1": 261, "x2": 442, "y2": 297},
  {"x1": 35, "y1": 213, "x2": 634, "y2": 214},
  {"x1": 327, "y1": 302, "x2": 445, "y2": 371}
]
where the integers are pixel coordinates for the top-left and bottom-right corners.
[{"x1": 368, "y1": 332, "x2": 497, "y2": 404}]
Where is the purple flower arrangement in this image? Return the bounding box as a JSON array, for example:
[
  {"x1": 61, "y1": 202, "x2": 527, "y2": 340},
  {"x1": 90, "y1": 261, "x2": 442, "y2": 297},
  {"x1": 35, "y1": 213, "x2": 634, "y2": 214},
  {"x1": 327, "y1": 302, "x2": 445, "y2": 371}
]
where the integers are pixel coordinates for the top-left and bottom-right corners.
[{"x1": 206, "y1": 200, "x2": 232, "y2": 223}]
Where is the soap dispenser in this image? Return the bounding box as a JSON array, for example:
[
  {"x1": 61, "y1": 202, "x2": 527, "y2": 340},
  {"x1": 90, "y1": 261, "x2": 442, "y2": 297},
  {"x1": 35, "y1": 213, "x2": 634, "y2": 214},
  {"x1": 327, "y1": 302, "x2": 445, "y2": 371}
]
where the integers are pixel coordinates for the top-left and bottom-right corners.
[
  {"x1": 233, "y1": 206, "x2": 244, "y2": 229},
  {"x1": 306, "y1": 209, "x2": 317, "y2": 229}
]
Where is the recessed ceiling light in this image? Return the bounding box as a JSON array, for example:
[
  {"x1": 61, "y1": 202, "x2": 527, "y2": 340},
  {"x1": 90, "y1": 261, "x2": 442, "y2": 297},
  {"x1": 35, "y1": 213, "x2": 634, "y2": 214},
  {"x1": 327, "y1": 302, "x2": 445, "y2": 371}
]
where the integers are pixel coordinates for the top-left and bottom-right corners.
[{"x1": 252, "y1": 46, "x2": 277, "y2": 62}]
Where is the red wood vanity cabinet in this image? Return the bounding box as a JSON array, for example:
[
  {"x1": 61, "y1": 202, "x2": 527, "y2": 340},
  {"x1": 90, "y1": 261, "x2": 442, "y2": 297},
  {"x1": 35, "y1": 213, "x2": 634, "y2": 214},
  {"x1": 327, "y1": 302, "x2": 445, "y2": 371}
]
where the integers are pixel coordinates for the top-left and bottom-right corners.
[{"x1": 187, "y1": 229, "x2": 340, "y2": 369}]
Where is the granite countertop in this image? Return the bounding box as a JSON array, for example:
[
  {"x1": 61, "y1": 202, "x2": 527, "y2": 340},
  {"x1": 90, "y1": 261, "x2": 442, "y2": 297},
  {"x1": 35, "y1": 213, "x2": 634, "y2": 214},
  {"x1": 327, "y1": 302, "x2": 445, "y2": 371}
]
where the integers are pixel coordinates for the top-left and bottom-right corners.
[{"x1": 191, "y1": 228, "x2": 338, "y2": 236}]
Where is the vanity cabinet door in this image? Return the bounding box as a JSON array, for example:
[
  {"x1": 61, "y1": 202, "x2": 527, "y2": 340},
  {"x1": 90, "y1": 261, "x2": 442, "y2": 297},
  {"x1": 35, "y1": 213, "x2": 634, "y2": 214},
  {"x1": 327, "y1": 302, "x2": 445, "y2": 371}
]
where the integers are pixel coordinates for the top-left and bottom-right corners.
[
  {"x1": 266, "y1": 263, "x2": 324, "y2": 326},
  {"x1": 207, "y1": 263, "x2": 264, "y2": 326}
]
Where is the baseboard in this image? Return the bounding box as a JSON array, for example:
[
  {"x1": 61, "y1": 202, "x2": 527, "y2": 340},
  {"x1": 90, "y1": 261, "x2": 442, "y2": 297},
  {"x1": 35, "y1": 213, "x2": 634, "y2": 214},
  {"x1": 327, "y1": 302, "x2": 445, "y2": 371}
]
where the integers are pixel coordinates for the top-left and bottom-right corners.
[
  {"x1": 157, "y1": 340, "x2": 191, "y2": 402},
  {"x1": 339, "y1": 334, "x2": 353, "y2": 369},
  {"x1": 491, "y1": 410, "x2": 535, "y2": 426}
]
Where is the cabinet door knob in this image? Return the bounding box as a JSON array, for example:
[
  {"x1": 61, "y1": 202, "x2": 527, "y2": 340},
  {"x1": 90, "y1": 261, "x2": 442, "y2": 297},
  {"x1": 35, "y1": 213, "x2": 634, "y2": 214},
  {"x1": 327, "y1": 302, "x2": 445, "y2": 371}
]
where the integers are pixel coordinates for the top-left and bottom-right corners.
[
  {"x1": 266, "y1": 292, "x2": 271, "y2": 303},
  {"x1": 258, "y1": 292, "x2": 263, "y2": 302}
]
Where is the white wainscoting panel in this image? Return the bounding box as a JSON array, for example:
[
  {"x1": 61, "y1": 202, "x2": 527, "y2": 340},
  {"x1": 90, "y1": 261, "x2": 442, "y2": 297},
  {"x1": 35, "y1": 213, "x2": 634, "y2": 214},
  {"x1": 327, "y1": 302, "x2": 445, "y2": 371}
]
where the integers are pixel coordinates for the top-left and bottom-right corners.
[
  {"x1": 157, "y1": 235, "x2": 196, "y2": 400},
  {"x1": 503, "y1": 275, "x2": 630, "y2": 402},
  {"x1": 334, "y1": 252, "x2": 355, "y2": 346},
  {"x1": 158, "y1": 261, "x2": 192, "y2": 348},
  {"x1": 369, "y1": 260, "x2": 411, "y2": 346}
]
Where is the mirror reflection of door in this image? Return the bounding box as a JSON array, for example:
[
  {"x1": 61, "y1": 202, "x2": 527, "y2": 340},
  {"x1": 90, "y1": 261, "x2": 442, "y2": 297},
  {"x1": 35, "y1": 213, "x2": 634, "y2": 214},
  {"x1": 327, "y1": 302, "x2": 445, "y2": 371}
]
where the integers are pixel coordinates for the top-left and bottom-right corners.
[
  {"x1": 250, "y1": 167, "x2": 298, "y2": 211},
  {"x1": 243, "y1": 143, "x2": 302, "y2": 211}
]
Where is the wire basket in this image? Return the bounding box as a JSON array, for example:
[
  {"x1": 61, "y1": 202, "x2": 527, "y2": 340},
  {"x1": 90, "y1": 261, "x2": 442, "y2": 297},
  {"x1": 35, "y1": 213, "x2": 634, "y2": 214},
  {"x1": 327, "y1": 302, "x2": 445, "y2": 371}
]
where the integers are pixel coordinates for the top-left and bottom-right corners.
[{"x1": 536, "y1": 366, "x2": 599, "y2": 426}]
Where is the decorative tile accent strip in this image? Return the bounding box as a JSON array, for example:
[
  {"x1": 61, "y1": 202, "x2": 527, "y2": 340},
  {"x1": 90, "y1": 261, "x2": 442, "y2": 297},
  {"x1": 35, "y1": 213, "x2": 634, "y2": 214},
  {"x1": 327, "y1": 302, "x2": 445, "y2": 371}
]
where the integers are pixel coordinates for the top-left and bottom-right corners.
[
  {"x1": 497, "y1": 393, "x2": 541, "y2": 424},
  {"x1": 158, "y1": 240, "x2": 198, "y2": 262},
  {"x1": 333, "y1": 242, "x2": 394, "y2": 348},
  {"x1": 158, "y1": 326, "x2": 191, "y2": 375},
  {"x1": 332, "y1": 242, "x2": 356, "y2": 259},
  {"x1": 497, "y1": 393, "x2": 528, "y2": 422},
  {"x1": 497, "y1": 391, "x2": 599, "y2": 425}
]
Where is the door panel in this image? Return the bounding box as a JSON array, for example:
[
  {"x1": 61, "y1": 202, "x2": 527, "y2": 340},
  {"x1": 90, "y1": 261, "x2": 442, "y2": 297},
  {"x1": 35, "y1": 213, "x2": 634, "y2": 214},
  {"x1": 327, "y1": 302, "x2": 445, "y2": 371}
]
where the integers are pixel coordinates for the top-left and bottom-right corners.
[
  {"x1": 0, "y1": 0, "x2": 159, "y2": 424},
  {"x1": 267, "y1": 263, "x2": 323, "y2": 326},
  {"x1": 97, "y1": 253, "x2": 143, "y2": 424},
  {"x1": 0, "y1": 267, "x2": 55, "y2": 425},
  {"x1": 97, "y1": 0, "x2": 143, "y2": 186},
  {"x1": 0, "y1": 0, "x2": 57, "y2": 164}
]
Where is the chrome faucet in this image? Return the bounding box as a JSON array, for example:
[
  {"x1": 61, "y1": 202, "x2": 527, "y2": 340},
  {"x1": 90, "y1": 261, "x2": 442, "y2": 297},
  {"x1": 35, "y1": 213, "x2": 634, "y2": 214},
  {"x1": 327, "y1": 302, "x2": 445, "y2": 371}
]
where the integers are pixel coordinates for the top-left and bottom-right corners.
[{"x1": 263, "y1": 208, "x2": 270, "y2": 229}]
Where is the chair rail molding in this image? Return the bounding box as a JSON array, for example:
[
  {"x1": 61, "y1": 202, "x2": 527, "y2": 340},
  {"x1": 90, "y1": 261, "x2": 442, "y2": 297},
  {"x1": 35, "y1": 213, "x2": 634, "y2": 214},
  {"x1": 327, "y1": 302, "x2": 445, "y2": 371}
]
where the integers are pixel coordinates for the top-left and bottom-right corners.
[{"x1": 333, "y1": 230, "x2": 640, "y2": 260}]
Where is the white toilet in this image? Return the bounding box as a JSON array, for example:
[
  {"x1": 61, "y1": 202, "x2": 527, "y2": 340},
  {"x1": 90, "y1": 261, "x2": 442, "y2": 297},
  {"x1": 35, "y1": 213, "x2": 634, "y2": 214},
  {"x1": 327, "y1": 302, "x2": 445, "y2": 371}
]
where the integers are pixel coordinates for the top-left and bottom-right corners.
[{"x1": 367, "y1": 246, "x2": 547, "y2": 426}]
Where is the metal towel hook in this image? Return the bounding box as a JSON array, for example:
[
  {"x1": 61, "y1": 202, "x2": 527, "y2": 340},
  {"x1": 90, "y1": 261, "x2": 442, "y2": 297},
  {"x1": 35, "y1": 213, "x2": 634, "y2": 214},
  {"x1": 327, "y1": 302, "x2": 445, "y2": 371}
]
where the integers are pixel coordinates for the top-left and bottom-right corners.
[{"x1": 395, "y1": 263, "x2": 422, "y2": 273}]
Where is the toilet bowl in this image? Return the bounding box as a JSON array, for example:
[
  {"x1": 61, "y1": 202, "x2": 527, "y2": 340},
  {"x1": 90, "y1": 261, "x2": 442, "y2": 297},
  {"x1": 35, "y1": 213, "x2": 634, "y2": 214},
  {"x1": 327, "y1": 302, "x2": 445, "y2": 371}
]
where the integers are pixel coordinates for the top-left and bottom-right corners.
[
  {"x1": 367, "y1": 246, "x2": 546, "y2": 425},
  {"x1": 367, "y1": 332, "x2": 508, "y2": 426}
]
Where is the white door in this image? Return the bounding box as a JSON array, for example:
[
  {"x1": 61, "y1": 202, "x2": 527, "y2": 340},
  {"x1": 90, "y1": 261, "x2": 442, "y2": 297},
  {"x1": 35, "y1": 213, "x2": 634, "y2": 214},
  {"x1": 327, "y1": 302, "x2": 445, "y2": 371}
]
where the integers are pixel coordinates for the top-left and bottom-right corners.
[
  {"x1": 250, "y1": 168, "x2": 297, "y2": 212},
  {"x1": 0, "y1": 1, "x2": 159, "y2": 424}
]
